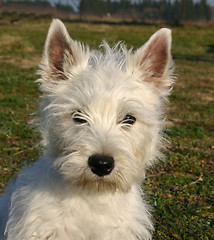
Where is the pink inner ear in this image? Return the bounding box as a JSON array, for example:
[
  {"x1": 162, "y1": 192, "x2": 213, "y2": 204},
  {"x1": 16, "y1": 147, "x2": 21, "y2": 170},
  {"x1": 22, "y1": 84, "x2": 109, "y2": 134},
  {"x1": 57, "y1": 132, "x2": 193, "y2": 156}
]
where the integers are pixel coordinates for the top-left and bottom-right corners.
[
  {"x1": 48, "y1": 30, "x2": 72, "y2": 72},
  {"x1": 141, "y1": 33, "x2": 168, "y2": 80}
]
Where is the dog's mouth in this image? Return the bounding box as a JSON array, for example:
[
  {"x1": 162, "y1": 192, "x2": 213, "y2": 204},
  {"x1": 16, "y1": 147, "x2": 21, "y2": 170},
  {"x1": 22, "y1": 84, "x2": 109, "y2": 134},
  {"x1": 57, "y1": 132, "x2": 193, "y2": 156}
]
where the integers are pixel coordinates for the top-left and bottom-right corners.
[
  {"x1": 76, "y1": 170, "x2": 129, "y2": 193},
  {"x1": 55, "y1": 151, "x2": 133, "y2": 193}
]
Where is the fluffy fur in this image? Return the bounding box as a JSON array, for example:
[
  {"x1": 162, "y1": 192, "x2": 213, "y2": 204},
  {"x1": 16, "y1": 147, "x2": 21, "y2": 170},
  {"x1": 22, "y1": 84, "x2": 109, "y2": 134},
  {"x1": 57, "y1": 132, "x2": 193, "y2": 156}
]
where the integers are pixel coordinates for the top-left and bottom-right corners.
[{"x1": 0, "y1": 19, "x2": 174, "y2": 240}]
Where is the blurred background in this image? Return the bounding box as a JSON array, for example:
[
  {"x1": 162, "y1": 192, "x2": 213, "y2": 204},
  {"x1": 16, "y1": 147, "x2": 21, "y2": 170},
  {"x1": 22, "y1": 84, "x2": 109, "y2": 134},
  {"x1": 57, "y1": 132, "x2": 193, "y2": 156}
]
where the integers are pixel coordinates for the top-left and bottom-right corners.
[
  {"x1": 0, "y1": 0, "x2": 213, "y2": 25},
  {"x1": 0, "y1": 1, "x2": 213, "y2": 239}
]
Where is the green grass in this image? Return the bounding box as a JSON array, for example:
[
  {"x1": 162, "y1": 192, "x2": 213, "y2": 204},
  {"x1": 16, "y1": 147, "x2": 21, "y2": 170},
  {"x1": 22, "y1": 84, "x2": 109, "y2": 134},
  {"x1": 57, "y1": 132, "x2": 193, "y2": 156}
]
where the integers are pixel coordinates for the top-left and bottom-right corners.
[{"x1": 0, "y1": 17, "x2": 213, "y2": 239}]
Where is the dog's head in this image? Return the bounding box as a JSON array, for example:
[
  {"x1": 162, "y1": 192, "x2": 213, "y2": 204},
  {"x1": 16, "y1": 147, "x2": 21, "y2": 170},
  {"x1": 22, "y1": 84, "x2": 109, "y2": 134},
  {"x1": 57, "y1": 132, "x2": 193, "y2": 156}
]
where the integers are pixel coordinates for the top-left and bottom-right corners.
[{"x1": 37, "y1": 19, "x2": 174, "y2": 193}]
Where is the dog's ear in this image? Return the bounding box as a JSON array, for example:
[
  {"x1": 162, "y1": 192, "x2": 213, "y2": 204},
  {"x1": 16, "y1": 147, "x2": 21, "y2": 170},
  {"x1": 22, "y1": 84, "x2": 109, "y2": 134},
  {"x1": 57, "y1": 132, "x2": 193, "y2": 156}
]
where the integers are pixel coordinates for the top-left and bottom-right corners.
[
  {"x1": 40, "y1": 19, "x2": 88, "y2": 81},
  {"x1": 129, "y1": 28, "x2": 174, "y2": 94}
]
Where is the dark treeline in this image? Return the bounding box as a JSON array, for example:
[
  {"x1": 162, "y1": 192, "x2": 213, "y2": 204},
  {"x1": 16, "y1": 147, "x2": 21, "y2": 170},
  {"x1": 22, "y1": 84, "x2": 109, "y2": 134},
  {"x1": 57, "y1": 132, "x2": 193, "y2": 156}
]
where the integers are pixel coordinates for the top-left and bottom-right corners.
[
  {"x1": 4, "y1": 0, "x2": 52, "y2": 7},
  {"x1": 3, "y1": 0, "x2": 75, "y2": 13},
  {"x1": 3, "y1": 0, "x2": 212, "y2": 23},
  {"x1": 79, "y1": 0, "x2": 212, "y2": 22}
]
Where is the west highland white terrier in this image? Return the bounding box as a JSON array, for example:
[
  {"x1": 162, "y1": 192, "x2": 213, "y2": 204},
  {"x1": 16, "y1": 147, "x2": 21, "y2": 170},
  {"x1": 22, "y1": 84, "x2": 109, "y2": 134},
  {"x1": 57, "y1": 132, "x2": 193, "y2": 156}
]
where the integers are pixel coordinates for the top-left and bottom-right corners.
[{"x1": 0, "y1": 19, "x2": 174, "y2": 240}]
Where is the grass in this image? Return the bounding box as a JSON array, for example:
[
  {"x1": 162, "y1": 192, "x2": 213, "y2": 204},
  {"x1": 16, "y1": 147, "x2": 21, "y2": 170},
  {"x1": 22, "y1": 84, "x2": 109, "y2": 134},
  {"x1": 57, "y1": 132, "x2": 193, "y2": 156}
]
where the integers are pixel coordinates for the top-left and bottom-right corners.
[{"x1": 0, "y1": 17, "x2": 213, "y2": 239}]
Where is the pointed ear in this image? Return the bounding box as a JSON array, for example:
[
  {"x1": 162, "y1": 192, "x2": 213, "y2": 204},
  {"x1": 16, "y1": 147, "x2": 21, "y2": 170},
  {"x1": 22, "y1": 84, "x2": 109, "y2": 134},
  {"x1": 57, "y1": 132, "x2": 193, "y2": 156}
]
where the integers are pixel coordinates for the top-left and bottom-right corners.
[
  {"x1": 129, "y1": 28, "x2": 174, "y2": 91},
  {"x1": 40, "y1": 19, "x2": 88, "y2": 81}
]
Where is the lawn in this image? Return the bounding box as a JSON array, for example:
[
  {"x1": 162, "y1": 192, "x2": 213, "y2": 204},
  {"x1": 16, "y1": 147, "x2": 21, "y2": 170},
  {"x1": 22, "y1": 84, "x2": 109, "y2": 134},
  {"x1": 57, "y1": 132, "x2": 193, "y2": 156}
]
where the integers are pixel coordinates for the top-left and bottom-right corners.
[{"x1": 0, "y1": 16, "x2": 213, "y2": 239}]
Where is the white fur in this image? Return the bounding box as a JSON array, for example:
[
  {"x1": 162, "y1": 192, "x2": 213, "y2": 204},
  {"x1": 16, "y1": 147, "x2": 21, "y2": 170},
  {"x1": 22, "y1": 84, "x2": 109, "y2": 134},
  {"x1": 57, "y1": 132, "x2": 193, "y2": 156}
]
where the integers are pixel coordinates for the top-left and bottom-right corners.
[{"x1": 0, "y1": 19, "x2": 174, "y2": 240}]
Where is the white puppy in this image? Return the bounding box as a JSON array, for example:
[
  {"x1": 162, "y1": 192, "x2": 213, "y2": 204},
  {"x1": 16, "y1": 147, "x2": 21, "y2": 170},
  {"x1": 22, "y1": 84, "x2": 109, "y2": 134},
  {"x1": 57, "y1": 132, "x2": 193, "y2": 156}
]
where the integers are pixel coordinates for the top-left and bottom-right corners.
[{"x1": 0, "y1": 19, "x2": 174, "y2": 240}]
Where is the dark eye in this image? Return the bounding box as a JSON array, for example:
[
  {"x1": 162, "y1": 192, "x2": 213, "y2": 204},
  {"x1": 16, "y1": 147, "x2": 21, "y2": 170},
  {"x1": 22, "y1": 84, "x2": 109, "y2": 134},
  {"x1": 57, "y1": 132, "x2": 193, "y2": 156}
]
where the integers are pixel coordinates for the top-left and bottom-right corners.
[
  {"x1": 72, "y1": 112, "x2": 87, "y2": 124},
  {"x1": 122, "y1": 115, "x2": 136, "y2": 125}
]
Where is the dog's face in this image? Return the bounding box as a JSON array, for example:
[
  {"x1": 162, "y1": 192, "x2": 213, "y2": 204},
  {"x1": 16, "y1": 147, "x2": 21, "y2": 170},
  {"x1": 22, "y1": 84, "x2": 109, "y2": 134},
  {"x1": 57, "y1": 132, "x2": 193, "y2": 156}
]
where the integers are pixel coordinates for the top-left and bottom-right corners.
[{"x1": 37, "y1": 19, "x2": 174, "y2": 193}]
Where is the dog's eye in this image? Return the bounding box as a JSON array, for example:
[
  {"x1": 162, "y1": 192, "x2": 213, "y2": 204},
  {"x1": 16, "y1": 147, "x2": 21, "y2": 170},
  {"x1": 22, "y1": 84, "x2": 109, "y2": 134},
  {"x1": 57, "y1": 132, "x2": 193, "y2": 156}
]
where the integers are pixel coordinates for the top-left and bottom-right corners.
[
  {"x1": 72, "y1": 112, "x2": 87, "y2": 124},
  {"x1": 73, "y1": 117, "x2": 87, "y2": 124},
  {"x1": 122, "y1": 115, "x2": 136, "y2": 125}
]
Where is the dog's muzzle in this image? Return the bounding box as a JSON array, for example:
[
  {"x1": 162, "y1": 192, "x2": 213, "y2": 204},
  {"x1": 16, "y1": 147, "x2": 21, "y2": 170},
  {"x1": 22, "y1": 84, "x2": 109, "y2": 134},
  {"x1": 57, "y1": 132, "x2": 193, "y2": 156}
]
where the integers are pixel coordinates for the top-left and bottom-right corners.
[{"x1": 88, "y1": 155, "x2": 114, "y2": 177}]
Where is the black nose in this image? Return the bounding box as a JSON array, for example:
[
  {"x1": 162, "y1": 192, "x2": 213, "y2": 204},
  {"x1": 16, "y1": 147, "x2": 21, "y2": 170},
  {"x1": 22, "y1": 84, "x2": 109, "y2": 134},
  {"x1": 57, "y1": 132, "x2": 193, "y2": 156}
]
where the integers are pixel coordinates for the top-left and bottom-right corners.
[{"x1": 88, "y1": 155, "x2": 114, "y2": 177}]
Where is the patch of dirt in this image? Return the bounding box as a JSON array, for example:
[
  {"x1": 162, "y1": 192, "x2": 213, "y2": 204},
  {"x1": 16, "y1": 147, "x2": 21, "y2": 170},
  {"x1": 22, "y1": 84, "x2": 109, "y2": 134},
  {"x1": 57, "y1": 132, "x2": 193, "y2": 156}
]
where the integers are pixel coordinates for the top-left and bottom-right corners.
[
  {"x1": 0, "y1": 34, "x2": 35, "y2": 53},
  {"x1": 0, "y1": 54, "x2": 41, "y2": 68}
]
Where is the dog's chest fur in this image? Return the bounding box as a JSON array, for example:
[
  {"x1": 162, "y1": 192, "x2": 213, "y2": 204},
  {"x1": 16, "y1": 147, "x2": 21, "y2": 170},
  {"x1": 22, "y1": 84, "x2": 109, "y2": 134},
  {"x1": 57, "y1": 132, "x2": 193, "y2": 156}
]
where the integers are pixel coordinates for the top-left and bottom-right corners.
[{"x1": 3, "y1": 160, "x2": 151, "y2": 240}]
